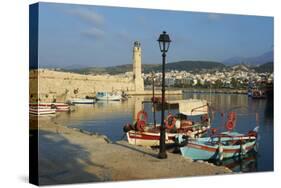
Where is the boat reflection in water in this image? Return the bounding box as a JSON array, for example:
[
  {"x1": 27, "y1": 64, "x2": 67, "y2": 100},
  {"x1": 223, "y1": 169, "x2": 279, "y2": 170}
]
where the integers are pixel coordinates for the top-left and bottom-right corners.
[{"x1": 211, "y1": 152, "x2": 257, "y2": 173}]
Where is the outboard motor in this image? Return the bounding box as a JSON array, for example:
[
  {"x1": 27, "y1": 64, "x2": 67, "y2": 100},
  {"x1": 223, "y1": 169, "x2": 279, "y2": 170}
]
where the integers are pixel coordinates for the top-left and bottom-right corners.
[{"x1": 123, "y1": 123, "x2": 134, "y2": 133}]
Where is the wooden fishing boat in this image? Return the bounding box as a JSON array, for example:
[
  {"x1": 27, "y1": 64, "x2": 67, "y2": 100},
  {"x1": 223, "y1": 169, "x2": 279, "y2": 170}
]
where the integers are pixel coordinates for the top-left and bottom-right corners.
[
  {"x1": 177, "y1": 127, "x2": 258, "y2": 161},
  {"x1": 96, "y1": 92, "x2": 122, "y2": 101},
  {"x1": 29, "y1": 107, "x2": 57, "y2": 115},
  {"x1": 29, "y1": 102, "x2": 70, "y2": 112},
  {"x1": 123, "y1": 99, "x2": 211, "y2": 147}
]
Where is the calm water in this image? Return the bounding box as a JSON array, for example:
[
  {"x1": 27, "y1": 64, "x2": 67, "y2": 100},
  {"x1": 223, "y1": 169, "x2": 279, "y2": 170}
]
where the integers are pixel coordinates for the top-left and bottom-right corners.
[{"x1": 53, "y1": 93, "x2": 273, "y2": 173}]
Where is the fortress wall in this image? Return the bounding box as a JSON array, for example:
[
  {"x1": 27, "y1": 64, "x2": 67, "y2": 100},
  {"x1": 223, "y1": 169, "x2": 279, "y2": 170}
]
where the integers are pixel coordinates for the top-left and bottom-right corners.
[{"x1": 29, "y1": 69, "x2": 135, "y2": 102}]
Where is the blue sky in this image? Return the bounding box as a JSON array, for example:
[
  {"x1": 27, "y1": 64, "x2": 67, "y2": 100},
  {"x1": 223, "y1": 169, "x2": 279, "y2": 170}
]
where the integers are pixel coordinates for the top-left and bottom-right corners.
[{"x1": 37, "y1": 2, "x2": 273, "y2": 68}]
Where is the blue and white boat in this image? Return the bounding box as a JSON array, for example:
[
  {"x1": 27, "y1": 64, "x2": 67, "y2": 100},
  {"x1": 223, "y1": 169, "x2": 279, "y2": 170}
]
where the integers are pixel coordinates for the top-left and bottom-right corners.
[
  {"x1": 68, "y1": 98, "x2": 96, "y2": 104},
  {"x1": 176, "y1": 128, "x2": 258, "y2": 161},
  {"x1": 96, "y1": 92, "x2": 122, "y2": 101}
]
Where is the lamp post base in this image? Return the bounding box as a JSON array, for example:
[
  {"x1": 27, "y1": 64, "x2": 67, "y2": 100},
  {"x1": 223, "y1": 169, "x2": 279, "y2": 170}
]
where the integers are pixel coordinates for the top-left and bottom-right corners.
[{"x1": 158, "y1": 152, "x2": 167, "y2": 159}]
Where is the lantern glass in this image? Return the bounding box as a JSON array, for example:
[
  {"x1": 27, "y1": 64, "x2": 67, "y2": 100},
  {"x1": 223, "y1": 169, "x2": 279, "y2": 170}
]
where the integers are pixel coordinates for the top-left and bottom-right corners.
[{"x1": 157, "y1": 31, "x2": 171, "y2": 53}]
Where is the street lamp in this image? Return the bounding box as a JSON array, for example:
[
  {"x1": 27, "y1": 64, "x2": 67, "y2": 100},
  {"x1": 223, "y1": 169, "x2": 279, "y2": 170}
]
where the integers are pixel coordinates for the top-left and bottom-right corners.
[
  {"x1": 157, "y1": 31, "x2": 171, "y2": 159},
  {"x1": 151, "y1": 72, "x2": 156, "y2": 127}
]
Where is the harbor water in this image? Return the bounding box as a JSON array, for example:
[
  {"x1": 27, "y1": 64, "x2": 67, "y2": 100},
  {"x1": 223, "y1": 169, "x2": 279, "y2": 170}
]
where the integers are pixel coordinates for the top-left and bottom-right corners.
[{"x1": 52, "y1": 93, "x2": 273, "y2": 173}]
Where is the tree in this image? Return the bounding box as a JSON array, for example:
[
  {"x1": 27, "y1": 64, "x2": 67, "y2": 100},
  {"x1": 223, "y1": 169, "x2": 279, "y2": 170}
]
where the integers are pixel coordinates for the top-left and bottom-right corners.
[
  {"x1": 214, "y1": 79, "x2": 223, "y2": 88},
  {"x1": 230, "y1": 78, "x2": 238, "y2": 88}
]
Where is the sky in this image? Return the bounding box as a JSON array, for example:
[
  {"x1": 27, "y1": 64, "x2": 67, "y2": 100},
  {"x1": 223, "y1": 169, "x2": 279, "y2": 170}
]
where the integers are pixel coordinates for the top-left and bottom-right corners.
[{"x1": 36, "y1": 2, "x2": 273, "y2": 68}]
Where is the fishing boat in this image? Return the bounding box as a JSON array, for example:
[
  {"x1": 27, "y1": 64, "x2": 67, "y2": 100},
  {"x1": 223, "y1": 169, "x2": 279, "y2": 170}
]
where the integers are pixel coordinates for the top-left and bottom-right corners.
[
  {"x1": 68, "y1": 98, "x2": 96, "y2": 104},
  {"x1": 29, "y1": 102, "x2": 70, "y2": 112},
  {"x1": 176, "y1": 111, "x2": 258, "y2": 160},
  {"x1": 96, "y1": 92, "x2": 122, "y2": 101},
  {"x1": 177, "y1": 128, "x2": 257, "y2": 160},
  {"x1": 251, "y1": 89, "x2": 266, "y2": 99},
  {"x1": 123, "y1": 99, "x2": 211, "y2": 147},
  {"x1": 29, "y1": 107, "x2": 57, "y2": 115}
]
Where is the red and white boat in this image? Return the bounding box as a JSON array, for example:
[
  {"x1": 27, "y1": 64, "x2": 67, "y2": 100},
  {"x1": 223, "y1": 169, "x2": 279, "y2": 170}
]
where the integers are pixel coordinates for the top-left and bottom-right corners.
[
  {"x1": 123, "y1": 99, "x2": 211, "y2": 147},
  {"x1": 29, "y1": 107, "x2": 56, "y2": 115},
  {"x1": 29, "y1": 102, "x2": 70, "y2": 112}
]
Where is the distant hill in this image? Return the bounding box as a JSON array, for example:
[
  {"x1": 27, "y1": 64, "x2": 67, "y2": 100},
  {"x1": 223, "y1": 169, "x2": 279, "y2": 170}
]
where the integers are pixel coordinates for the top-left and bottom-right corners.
[
  {"x1": 254, "y1": 62, "x2": 273, "y2": 73},
  {"x1": 63, "y1": 60, "x2": 225, "y2": 75},
  {"x1": 223, "y1": 50, "x2": 273, "y2": 66},
  {"x1": 150, "y1": 61, "x2": 225, "y2": 72}
]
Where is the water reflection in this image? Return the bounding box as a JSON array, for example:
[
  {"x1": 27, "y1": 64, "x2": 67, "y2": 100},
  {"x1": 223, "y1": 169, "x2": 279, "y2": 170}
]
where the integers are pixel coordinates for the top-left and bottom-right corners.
[{"x1": 212, "y1": 152, "x2": 258, "y2": 173}]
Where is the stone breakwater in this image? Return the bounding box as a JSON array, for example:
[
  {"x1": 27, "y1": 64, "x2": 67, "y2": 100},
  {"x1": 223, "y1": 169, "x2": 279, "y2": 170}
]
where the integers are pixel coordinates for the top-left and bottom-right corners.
[
  {"x1": 29, "y1": 69, "x2": 182, "y2": 103},
  {"x1": 30, "y1": 69, "x2": 136, "y2": 102},
  {"x1": 33, "y1": 117, "x2": 231, "y2": 185}
]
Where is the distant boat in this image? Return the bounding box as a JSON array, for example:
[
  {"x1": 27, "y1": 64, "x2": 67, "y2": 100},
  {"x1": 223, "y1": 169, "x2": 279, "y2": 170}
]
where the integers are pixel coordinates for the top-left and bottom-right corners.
[
  {"x1": 251, "y1": 89, "x2": 266, "y2": 99},
  {"x1": 29, "y1": 107, "x2": 56, "y2": 115},
  {"x1": 29, "y1": 102, "x2": 70, "y2": 112},
  {"x1": 176, "y1": 127, "x2": 258, "y2": 161},
  {"x1": 123, "y1": 99, "x2": 211, "y2": 147},
  {"x1": 247, "y1": 82, "x2": 266, "y2": 99},
  {"x1": 68, "y1": 98, "x2": 96, "y2": 104},
  {"x1": 96, "y1": 92, "x2": 122, "y2": 101}
]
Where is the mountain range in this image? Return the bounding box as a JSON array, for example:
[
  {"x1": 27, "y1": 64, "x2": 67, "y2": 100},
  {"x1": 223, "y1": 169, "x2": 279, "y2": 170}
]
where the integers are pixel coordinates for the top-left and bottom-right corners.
[
  {"x1": 61, "y1": 61, "x2": 272, "y2": 75},
  {"x1": 223, "y1": 50, "x2": 273, "y2": 66},
  {"x1": 51, "y1": 50, "x2": 273, "y2": 74}
]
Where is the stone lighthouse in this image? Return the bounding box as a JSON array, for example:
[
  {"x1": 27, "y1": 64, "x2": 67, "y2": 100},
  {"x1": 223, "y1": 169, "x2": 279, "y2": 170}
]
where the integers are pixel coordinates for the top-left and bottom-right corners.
[{"x1": 133, "y1": 41, "x2": 144, "y2": 92}]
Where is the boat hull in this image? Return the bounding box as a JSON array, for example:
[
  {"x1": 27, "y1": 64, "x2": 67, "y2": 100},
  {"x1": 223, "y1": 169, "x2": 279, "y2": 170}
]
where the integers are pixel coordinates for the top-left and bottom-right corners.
[
  {"x1": 96, "y1": 96, "x2": 122, "y2": 101},
  {"x1": 180, "y1": 139, "x2": 256, "y2": 160},
  {"x1": 29, "y1": 103, "x2": 70, "y2": 112},
  {"x1": 126, "y1": 125, "x2": 210, "y2": 147},
  {"x1": 69, "y1": 99, "x2": 96, "y2": 104},
  {"x1": 96, "y1": 92, "x2": 122, "y2": 101},
  {"x1": 29, "y1": 108, "x2": 56, "y2": 115}
]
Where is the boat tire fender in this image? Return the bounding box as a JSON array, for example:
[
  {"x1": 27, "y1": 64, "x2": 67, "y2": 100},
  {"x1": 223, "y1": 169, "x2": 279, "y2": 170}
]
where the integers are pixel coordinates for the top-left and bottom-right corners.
[
  {"x1": 165, "y1": 114, "x2": 176, "y2": 129},
  {"x1": 137, "y1": 111, "x2": 148, "y2": 123}
]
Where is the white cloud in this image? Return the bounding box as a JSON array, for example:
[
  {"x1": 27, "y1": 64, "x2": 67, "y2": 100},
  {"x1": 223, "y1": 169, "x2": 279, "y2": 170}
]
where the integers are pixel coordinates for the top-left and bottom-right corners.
[
  {"x1": 68, "y1": 7, "x2": 105, "y2": 26},
  {"x1": 66, "y1": 7, "x2": 106, "y2": 39},
  {"x1": 81, "y1": 27, "x2": 105, "y2": 39}
]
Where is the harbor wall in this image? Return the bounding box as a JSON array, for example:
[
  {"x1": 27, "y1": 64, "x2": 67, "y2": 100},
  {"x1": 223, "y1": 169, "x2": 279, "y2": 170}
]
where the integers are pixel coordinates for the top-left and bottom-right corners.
[{"x1": 30, "y1": 69, "x2": 136, "y2": 102}]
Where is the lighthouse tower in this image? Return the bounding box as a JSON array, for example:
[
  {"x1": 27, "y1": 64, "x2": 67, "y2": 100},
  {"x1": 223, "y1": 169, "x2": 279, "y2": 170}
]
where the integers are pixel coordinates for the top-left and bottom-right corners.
[{"x1": 133, "y1": 41, "x2": 144, "y2": 92}]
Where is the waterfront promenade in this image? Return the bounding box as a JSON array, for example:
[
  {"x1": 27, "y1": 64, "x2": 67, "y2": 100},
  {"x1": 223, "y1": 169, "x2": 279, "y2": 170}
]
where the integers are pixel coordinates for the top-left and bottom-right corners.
[{"x1": 33, "y1": 117, "x2": 231, "y2": 185}]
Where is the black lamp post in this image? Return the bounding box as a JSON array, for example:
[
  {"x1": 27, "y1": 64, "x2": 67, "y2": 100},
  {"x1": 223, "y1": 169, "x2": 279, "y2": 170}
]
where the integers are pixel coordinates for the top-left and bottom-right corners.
[
  {"x1": 152, "y1": 72, "x2": 156, "y2": 127},
  {"x1": 157, "y1": 31, "x2": 171, "y2": 159}
]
